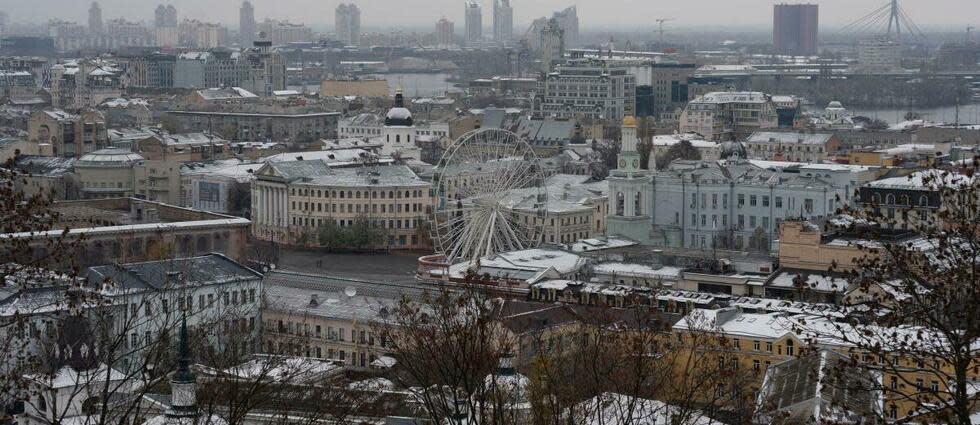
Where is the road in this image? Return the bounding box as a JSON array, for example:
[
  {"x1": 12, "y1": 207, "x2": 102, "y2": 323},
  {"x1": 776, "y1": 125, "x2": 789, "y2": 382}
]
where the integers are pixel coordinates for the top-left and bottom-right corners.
[{"x1": 275, "y1": 247, "x2": 425, "y2": 285}]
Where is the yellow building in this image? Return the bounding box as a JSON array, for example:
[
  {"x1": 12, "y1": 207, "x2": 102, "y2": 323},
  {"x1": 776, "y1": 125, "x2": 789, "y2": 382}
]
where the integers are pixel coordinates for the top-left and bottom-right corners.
[
  {"x1": 671, "y1": 308, "x2": 980, "y2": 421},
  {"x1": 252, "y1": 162, "x2": 432, "y2": 250}
]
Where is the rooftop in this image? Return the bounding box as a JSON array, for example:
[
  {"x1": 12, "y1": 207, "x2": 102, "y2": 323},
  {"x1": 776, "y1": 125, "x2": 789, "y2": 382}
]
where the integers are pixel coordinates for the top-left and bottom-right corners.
[{"x1": 84, "y1": 253, "x2": 262, "y2": 295}]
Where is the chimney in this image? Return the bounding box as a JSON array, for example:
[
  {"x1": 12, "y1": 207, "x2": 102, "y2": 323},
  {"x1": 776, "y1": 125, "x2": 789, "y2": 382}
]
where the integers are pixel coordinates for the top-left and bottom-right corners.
[{"x1": 309, "y1": 294, "x2": 319, "y2": 307}]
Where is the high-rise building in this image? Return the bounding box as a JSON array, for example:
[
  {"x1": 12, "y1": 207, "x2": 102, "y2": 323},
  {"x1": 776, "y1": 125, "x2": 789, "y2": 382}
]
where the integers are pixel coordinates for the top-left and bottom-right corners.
[
  {"x1": 154, "y1": 4, "x2": 178, "y2": 47},
  {"x1": 436, "y1": 17, "x2": 455, "y2": 49},
  {"x1": 492, "y1": 0, "x2": 513, "y2": 43},
  {"x1": 551, "y1": 6, "x2": 578, "y2": 48},
  {"x1": 88, "y1": 2, "x2": 103, "y2": 34},
  {"x1": 773, "y1": 3, "x2": 818, "y2": 56},
  {"x1": 335, "y1": 3, "x2": 361, "y2": 46},
  {"x1": 537, "y1": 18, "x2": 564, "y2": 72},
  {"x1": 240, "y1": 1, "x2": 256, "y2": 47},
  {"x1": 464, "y1": 1, "x2": 482, "y2": 45}
]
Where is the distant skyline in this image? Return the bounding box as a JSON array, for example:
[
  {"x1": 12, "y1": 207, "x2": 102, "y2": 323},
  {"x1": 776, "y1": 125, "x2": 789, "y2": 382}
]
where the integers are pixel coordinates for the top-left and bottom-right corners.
[{"x1": 1, "y1": 0, "x2": 976, "y2": 31}]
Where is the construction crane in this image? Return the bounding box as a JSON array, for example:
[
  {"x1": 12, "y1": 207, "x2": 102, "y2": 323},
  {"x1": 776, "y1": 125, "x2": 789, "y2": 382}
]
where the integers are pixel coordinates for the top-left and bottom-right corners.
[{"x1": 655, "y1": 18, "x2": 674, "y2": 50}]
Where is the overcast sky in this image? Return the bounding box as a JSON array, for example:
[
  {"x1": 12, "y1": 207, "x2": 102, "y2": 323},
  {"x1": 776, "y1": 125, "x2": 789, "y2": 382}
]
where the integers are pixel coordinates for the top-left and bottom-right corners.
[{"x1": 2, "y1": 0, "x2": 976, "y2": 30}]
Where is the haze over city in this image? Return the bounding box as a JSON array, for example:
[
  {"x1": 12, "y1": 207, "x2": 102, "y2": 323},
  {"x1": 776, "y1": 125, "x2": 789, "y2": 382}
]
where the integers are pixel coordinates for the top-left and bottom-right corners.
[
  {"x1": 3, "y1": 0, "x2": 978, "y2": 28},
  {"x1": 1, "y1": 1, "x2": 980, "y2": 425}
]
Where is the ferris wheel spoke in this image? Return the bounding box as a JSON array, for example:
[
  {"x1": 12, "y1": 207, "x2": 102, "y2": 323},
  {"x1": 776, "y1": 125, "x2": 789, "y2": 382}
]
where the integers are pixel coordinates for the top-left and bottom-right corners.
[{"x1": 432, "y1": 128, "x2": 547, "y2": 265}]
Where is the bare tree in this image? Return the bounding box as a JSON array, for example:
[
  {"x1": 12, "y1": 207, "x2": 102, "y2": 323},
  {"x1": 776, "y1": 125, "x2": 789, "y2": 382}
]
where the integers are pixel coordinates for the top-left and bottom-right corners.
[{"x1": 798, "y1": 165, "x2": 980, "y2": 424}]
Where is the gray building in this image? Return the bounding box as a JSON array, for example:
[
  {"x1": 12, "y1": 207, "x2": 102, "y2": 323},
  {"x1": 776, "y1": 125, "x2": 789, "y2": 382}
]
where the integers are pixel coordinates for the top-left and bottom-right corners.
[
  {"x1": 239, "y1": 1, "x2": 256, "y2": 47},
  {"x1": 608, "y1": 145, "x2": 851, "y2": 253},
  {"x1": 534, "y1": 59, "x2": 636, "y2": 121},
  {"x1": 165, "y1": 110, "x2": 339, "y2": 143},
  {"x1": 464, "y1": 1, "x2": 482, "y2": 45},
  {"x1": 335, "y1": 3, "x2": 361, "y2": 46},
  {"x1": 492, "y1": 0, "x2": 513, "y2": 43}
]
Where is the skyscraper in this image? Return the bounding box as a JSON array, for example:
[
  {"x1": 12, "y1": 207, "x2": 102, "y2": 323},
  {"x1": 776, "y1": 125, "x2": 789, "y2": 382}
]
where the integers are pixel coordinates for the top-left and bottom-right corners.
[
  {"x1": 773, "y1": 3, "x2": 818, "y2": 55},
  {"x1": 335, "y1": 3, "x2": 361, "y2": 46},
  {"x1": 240, "y1": 1, "x2": 256, "y2": 47},
  {"x1": 464, "y1": 1, "x2": 482, "y2": 45},
  {"x1": 154, "y1": 4, "x2": 178, "y2": 47},
  {"x1": 88, "y1": 2, "x2": 103, "y2": 34},
  {"x1": 436, "y1": 17, "x2": 455, "y2": 49},
  {"x1": 492, "y1": 0, "x2": 513, "y2": 43},
  {"x1": 551, "y1": 6, "x2": 578, "y2": 48}
]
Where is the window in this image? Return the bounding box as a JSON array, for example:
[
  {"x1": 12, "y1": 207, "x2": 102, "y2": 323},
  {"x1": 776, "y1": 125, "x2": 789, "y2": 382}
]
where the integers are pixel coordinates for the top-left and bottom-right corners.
[
  {"x1": 753, "y1": 359, "x2": 760, "y2": 371},
  {"x1": 765, "y1": 342, "x2": 773, "y2": 352},
  {"x1": 738, "y1": 194, "x2": 745, "y2": 207},
  {"x1": 775, "y1": 196, "x2": 783, "y2": 208},
  {"x1": 750, "y1": 195, "x2": 757, "y2": 206},
  {"x1": 753, "y1": 340, "x2": 760, "y2": 350},
  {"x1": 732, "y1": 338, "x2": 740, "y2": 349},
  {"x1": 762, "y1": 195, "x2": 770, "y2": 207}
]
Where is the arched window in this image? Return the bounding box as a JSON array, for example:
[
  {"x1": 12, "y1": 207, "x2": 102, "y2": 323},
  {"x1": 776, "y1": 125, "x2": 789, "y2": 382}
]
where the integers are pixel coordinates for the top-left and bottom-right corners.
[
  {"x1": 634, "y1": 192, "x2": 642, "y2": 215},
  {"x1": 900, "y1": 195, "x2": 910, "y2": 206},
  {"x1": 615, "y1": 192, "x2": 625, "y2": 216},
  {"x1": 919, "y1": 195, "x2": 929, "y2": 206},
  {"x1": 872, "y1": 192, "x2": 882, "y2": 204},
  {"x1": 785, "y1": 339, "x2": 795, "y2": 356},
  {"x1": 885, "y1": 194, "x2": 896, "y2": 205}
]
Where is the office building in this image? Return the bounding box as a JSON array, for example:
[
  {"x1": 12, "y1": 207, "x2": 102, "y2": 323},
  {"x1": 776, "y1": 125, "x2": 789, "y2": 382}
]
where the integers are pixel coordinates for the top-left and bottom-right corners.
[
  {"x1": 857, "y1": 37, "x2": 902, "y2": 72},
  {"x1": 773, "y1": 3, "x2": 818, "y2": 56},
  {"x1": 464, "y1": 1, "x2": 482, "y2": 45},
  {"x1": 492, "y1": 0, "x2": 513, "y2": 43},
  {"x1": 335, "y1": 3, "x2": 361, "y2": 46},
  {"x1": 534, "y1": 59, "x2": 636, "y2": 121},
  {"x1": 240, "y1": 1, "x2": 256, "y2": 47}
]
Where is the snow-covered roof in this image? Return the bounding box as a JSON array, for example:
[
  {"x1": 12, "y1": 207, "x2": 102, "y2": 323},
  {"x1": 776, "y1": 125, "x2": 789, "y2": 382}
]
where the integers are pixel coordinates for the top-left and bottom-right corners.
[
  {"x1": 865, "y1": 169, "x2": 974, "y2": 190},
  {"x1": 873, "y1": 144, "x2": 940, "y2": 155},
  {"x1": 569, "y1": 393, "x2": 725, "y2": 425},
  {"x1": 222, "y1": 355, "x2": 342, "y2": 384},
  {"x1": 691, "y1": 91, "x2": 769, "y2": 104},
  {"x1": 592, "y1": 262, "x2": 683, "y2": 280},
  {"x1": 565, "y1": 236, "x2": 637, "y2": 252},
  {"x1": 651, "y1": 133, "x2": 718, "y2": 148},
  {"x1": 746, "y1": 131, "x2": 833, "y2": 146},
  {"x1": 767, "y1": 270, "x2": 850, "y2": 293}
]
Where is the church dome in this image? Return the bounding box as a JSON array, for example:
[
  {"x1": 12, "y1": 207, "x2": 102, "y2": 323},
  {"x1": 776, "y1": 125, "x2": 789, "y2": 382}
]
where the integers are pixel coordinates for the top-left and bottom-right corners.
[
  {"x1": 720, "y1": 140, "x2": 747, "y2": 160},
  {"x1": 827, "y1": 100, "x2": 844, "y2": 109},
  {"x1": 384, "y1": 89, "x2": 413, "y2": 127}
]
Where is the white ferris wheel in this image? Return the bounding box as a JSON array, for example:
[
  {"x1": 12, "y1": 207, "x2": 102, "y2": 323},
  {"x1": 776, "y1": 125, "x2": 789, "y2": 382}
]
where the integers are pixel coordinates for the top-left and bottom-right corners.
[{"x1": 432, "y1": 128, "x2": 547, "y2": 265}]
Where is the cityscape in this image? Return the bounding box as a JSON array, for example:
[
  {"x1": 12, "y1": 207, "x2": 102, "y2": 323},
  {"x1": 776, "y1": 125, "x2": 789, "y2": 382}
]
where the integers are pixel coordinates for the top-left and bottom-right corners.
[{"x1": 1, "y1": 1, "x2": 980, "y2": 425}]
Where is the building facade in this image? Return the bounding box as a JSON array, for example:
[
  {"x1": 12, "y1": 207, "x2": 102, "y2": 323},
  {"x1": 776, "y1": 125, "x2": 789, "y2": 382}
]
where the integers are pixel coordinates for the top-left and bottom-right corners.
[
  {"x1": 773, "y1": 3, "x2": 818, "y2": 56},
  {"x1": 464, "y1": 1, "x2": 482, "y2": 45},
  {"x1": 678, "y1": 92, "x2": 778, "y2": 141},
  {"x1": 609, "y1": 155, "x2": 850, "y2": 253},
  {"x1": 534, "y1": 59, "x2": 636, "y2": 121},
  {"x1": 251, "y1": 162, "x2": 432, "y2": 250},
  {"x1": 335, "y1": 3, "x2": 361, "y2": 46}
]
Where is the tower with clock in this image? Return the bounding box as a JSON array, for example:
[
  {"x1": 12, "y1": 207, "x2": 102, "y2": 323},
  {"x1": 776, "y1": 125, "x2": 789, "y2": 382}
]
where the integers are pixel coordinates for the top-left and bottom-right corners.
[{"x1": 607, "y1": 115, "x2": 651, "y2": 240}]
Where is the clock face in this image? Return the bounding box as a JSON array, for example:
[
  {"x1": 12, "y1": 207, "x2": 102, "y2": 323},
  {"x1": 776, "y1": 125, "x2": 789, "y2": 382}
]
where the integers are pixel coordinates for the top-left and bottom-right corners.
[
  {"x1": 619, "y1": 159, "x2": 626, "y2": 168},
  {"x1": 633, "y1": 159, "x2": 639, "y2": 168}
]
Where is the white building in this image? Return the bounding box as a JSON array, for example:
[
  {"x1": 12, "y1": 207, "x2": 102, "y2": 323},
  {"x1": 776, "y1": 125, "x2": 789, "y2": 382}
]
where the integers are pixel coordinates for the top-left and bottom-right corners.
[
  {"x1": 464, "y1": 1, "x2": 482, "y2": 45},
  {"x1": 857, "y1": 37, "x2": 902, "y2": 72}
]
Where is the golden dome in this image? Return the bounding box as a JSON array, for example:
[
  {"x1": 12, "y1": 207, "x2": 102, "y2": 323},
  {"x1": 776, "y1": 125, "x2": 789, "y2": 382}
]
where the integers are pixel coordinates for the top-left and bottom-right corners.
[{"x1": 622, "y1": 115, "x2": 637, "y2": 127}]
